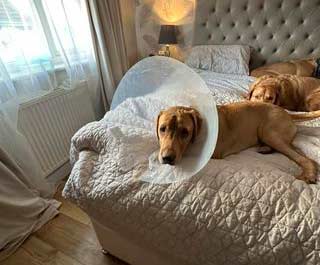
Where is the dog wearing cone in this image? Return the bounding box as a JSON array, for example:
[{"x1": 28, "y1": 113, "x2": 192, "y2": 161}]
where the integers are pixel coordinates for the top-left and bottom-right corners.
[{"x1": 156, "y1": 102, "x2": 320, "y2": 184}]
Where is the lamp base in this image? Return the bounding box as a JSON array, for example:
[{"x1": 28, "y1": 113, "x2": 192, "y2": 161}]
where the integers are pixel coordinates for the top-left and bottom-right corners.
[
  {"x1": 158, "y1": 45, "x2": 171, "y2": 57},
  {"x1": 164, "y1": 45, "x2": 170, "y2": 57}
]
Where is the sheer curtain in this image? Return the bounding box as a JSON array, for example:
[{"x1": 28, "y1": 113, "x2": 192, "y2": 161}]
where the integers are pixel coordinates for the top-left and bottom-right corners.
[
  {"x1": 0, "y1": 0, "x2": 98, "y2": 259},
  {"x1": 0, "y1": 0, "x2": 98, "y2": 122},
  {"x1": 0, "y1": 0, "x2": 98, "y2": 187}
]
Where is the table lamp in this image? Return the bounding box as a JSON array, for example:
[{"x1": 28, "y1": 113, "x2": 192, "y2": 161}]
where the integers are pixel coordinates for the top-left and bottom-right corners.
[{"x1": 158, "y1": 25, "x2": 177, "y2": 57}]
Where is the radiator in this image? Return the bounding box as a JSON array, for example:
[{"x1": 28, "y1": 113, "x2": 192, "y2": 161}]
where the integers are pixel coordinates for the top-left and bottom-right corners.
[{"x1": 18, "y1": 83, "x2": 96, "y2": 178}]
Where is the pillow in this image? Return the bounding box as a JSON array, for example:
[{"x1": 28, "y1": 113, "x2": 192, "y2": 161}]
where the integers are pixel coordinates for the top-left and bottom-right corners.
[{"x1": 185, "y1": 45, "x2": 251, "y2": 75}]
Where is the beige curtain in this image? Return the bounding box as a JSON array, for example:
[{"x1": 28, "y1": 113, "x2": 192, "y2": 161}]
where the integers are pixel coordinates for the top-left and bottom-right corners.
[
  {"x1": 0, "y1": 147, "x2": 60, "y2": 261},
  {"x1": 86, "y1": 0, "x2": 135, "y2": 112},
  {"x1": 0, "y1": 114, "x2": 60, "y2": 260}
]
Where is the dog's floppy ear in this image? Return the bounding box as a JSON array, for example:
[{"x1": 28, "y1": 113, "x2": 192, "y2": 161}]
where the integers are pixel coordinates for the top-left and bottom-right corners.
[
  {"x1": 273, "y1": 82, "x2": 283, "y2": 105},
  {"x1": 274, "y1": 89, "x2": 280, "y2": 105},
  {"x1": 246, "y1": 75, "x2": 273, "y2": 100},
  {"x1": 188, "y1": 109, "x2": 202, "y2": 143},
  {"x1": 156, "y1": 111, "x2": 163, "y2": 140},
  {"x1": 246, "y1": 80, "x2": 261, "y2": 100},
  {"x1": 246, "y1": 85, "x2": 255, "y2": 100},
  {"x1": 274, "y1": 77, "x2": 291, "y2": 105}
]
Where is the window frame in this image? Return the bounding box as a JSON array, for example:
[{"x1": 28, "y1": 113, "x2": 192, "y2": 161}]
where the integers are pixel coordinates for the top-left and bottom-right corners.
[
  {"x1": 0, "y1": 0, "x2": 91, "y2": 83},
  {"x1": 33, "y1": 0, "x2": 62, "y2": 64}
]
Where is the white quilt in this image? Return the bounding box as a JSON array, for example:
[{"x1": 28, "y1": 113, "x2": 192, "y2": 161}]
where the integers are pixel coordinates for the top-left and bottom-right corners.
[{"x1": 63, "y1": 69, "x2": 320, "y2": 265}]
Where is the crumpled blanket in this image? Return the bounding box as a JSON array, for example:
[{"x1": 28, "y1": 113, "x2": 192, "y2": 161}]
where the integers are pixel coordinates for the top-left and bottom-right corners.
[{"x1": 64, "y1": 91, "x2": 320, "y2": 265}]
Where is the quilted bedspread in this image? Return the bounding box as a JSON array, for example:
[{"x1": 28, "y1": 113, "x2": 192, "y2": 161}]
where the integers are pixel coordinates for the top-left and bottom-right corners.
[{"x1": 63, "y1": 70, "x2": 320, "y2": 265}]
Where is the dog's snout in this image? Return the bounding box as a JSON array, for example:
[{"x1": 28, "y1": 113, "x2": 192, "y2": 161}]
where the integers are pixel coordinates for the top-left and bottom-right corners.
[{"x1": 162, "y1": 155, "x2": 176, "y2": 165}]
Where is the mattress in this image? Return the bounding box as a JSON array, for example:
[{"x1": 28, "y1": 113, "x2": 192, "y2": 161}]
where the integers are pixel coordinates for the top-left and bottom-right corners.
[{"x1": 63, "y1": 69, "x2": 320, "y2": 265}]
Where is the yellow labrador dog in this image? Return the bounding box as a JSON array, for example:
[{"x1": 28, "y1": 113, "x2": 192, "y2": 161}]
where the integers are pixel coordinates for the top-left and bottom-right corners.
[
  {"x1": 156, "y1": 102, "x2": 320, "y2": 184},
  {"x1": 247, "y1": 74, "x2": 320, "y2": 111},
  {"x1": 250, "y1": 58, "x2": 319, "y2": 78}
]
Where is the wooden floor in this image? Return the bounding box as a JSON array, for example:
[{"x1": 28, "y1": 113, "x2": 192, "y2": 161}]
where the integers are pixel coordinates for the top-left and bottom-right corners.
[{"x1": 2, "y1": 183, "x2": 127, "y2": 265}]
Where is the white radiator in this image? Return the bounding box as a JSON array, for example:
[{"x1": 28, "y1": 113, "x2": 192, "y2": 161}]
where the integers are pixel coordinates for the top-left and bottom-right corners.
[{"x1": 18, "y1": 83, "x2": 96, "y2": 178}]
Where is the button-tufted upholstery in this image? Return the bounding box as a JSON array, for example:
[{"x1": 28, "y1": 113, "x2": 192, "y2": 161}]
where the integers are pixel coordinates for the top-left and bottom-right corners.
[{"x1": 193, "y1": 0, "x2": 320, "y2": 69}]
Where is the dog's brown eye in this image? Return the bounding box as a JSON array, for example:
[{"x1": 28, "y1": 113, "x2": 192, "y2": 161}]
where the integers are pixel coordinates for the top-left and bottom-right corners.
[
  {"x1": 180, "y1": 128, "x2": 189, "y2": 138},
  {"x1": 160, "y1": 126, "x2": 166, "y2": 132}
]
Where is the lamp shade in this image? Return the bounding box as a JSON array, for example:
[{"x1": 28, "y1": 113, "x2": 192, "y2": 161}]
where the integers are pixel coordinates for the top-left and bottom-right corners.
[{"x1": 158, "y1": 25, "x2": 177, "y2": 45}]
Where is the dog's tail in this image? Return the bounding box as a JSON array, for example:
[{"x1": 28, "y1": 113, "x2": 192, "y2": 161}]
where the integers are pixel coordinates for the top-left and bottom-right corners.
[{"x1": 290, "y1": 110, "x2": 320, "y2": 121}]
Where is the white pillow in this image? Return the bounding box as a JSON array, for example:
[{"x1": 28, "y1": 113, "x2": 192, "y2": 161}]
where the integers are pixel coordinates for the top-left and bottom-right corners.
[{"x1": 185, "y1": 45, "x2": 251, "y2": 75}]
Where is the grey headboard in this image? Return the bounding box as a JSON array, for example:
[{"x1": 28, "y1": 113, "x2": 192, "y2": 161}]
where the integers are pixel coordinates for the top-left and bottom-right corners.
[{"x1": 193, "y1": 0, "x2": 320, "y2": 69}]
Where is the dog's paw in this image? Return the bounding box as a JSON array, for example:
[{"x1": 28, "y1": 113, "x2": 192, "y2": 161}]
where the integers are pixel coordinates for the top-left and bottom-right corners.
[
  {"x1": 257, "y1": 145, "x2": 274, "y2": 154},
  {"x1": 306, "y1": 178, "x2": 317, "y2": 184},
  {"x1": 297, "y1": 174, "x2": 317, "y2": 184}
]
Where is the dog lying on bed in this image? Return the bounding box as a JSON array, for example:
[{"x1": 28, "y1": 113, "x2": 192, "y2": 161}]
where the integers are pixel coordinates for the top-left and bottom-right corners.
[
  {"x1": 156, "y1": 102, "x2": 320, "y2": 184},
  {"x1": 250, "y1": 58, "x2": 320, "y2": 78},
  {"x1": 247, "y1": 74, "x2": 320, "y2": 111}
]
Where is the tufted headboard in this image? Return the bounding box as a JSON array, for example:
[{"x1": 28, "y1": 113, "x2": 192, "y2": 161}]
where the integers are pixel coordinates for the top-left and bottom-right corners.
[{"x1": 192, "y1": 0, "x2": 320, "y2": 69}]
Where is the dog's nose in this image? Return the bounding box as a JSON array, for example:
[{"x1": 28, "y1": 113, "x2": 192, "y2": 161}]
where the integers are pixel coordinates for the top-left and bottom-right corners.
[{"x1": 162, "y1": 155, "x2": 175, "y2": 165}]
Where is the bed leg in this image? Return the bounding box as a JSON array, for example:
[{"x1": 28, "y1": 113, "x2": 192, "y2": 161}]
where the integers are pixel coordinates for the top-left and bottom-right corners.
[{"x1": 101, "y1": 249, "x2": 109, "y2": 255}]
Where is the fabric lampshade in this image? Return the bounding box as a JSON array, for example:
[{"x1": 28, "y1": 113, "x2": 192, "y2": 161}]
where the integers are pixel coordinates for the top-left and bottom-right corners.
[{"x1": 158, "y1": 25, "x2": 177, "y2": 45}]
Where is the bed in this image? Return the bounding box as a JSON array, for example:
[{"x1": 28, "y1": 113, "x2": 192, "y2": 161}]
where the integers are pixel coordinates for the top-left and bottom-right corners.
[{"x1": 63, "y1": 1, "x2": 320, "y2": 265}]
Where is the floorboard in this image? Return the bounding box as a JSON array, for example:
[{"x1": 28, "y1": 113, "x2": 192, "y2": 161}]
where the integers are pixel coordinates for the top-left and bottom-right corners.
[{"x1": 1, "y1": 182, "x2": 127, "y2": 265}]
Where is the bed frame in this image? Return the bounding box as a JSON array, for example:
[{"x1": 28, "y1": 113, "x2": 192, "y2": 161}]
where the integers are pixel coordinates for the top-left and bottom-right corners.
[{"x1": 92, "y1": 1, "x2": 320, "y2": 264}]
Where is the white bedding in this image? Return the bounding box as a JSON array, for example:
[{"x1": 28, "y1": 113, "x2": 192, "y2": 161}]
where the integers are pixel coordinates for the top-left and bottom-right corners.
[
  {"x1": 195, "y1": 69, "x2": 254, "y2": 103},
  {"x1": 63, "y1": 67, "x2": 320, "y2": 265},
  {"x1": 185, "y1": 45, "x2": 251, "y2": 75}
]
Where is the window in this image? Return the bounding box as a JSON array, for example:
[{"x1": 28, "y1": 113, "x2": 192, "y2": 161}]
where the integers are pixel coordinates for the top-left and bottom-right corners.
[{"x1": 0, "y1": 0, "x2": 90, "y2": 77}]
